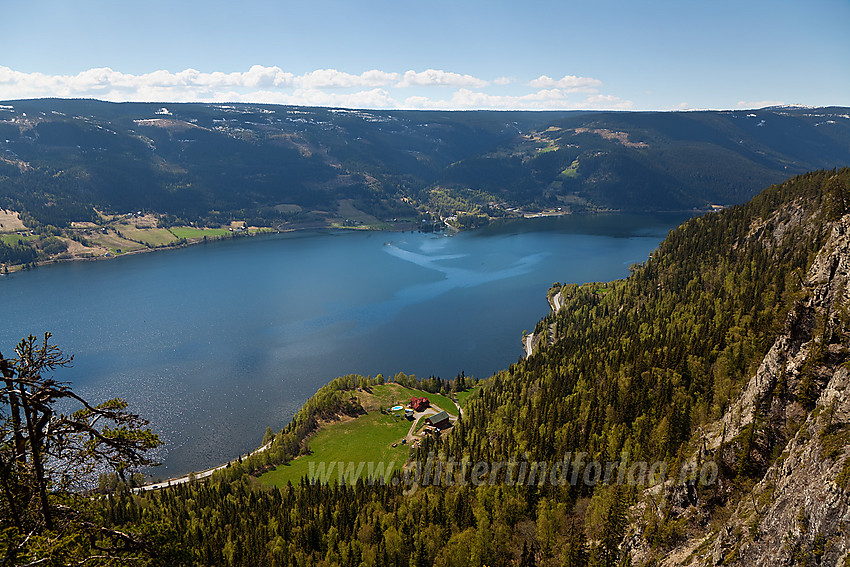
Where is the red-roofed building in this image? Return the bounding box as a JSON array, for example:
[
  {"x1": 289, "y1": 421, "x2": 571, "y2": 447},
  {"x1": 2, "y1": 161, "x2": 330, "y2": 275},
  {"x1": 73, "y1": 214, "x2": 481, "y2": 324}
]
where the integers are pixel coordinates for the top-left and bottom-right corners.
[{"x1": 410, "y1": 396, "x2": 430, "y2": 411}]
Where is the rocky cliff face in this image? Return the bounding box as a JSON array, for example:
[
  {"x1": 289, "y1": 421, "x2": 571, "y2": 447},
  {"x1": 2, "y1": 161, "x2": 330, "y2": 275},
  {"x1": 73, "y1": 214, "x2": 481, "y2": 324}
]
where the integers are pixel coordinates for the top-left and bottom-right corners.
[{"x1": 630, "y1": 212, "x2": 850, "y2": 566}]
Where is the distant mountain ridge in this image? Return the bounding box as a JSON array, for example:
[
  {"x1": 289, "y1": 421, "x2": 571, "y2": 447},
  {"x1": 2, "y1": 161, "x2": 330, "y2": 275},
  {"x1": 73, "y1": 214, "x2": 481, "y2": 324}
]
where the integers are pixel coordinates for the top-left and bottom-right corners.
[{"x1": 0, "y1": 99, "x2": 848, "y2": 231}]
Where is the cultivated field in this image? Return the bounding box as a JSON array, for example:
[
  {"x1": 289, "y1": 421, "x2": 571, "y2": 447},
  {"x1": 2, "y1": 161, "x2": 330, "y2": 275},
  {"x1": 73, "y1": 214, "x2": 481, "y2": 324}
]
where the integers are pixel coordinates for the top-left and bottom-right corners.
[
  {"x1": 168, "y1": 227, "x2": 231, "y2": 239},
  {"x1": 86, "y1": 231, "x2": 146, "y2": 254},
  {"x1": 116, "y1": 224, "x2": 178, "y2": 247},
  {"x1": 0, "y1": 233, "x2": 37, "y2": 245}
]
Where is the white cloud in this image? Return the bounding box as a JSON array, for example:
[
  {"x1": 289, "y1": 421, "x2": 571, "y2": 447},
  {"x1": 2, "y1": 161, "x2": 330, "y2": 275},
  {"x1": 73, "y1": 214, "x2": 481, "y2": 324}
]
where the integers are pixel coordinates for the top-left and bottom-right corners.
[
  {"x1": 296, "y1": 69, "x2": 399, "y2": 89},
  {"x1": 402, "y1": 88, "x2": 633, "y2": 111},
  {"x1": 0, "y1": 65, "x2": 632, "y2": 111},
  {"x1": 0, "y1": 65, "x2": 297, "y2": 100},
  {"x1": 396, "y1": 69, "x2": 488, "y2": 88},
  {"x1": 735, "y1": 99, "x2": 785, "y2": 109},
  {"x1": 528, "y1": 74, "x2": 603, "y2": 92},
  {"x1": 253, "y1": 88, "x2": 400, "y2": 109},
  {"x1": 241, "y1": 65, "x2": 296, "y2": 89},
  {"x1": 578, "y1": 94, "x2": 633, "y2": 110}
]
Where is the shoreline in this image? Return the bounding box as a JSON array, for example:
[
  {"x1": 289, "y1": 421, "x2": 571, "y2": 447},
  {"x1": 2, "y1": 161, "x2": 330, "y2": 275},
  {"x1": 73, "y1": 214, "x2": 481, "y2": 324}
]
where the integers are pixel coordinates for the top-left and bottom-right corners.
[
  {"x1": 139, "y1": 383, "x2": 467, "y2": 492},
  {"x1": 134, "y1": 439, "x2": 274, "y2": 492},
  {"x1": 1, "y1": 207, "x2": 709, "y2": 275},
  {"x1": 2, "y1": 222, "x2": 419, "y2": 274}
]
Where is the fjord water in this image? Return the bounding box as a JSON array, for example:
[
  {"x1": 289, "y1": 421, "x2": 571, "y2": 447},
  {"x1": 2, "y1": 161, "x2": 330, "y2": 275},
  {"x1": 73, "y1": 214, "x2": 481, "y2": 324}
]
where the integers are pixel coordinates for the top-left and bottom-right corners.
[{"x1": 0, "y1": 214, "x2": 687, "y2": 476}]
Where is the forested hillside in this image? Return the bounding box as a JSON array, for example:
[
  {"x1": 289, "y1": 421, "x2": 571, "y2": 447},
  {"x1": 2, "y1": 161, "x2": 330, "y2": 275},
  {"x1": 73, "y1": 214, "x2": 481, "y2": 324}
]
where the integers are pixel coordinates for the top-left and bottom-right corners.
[
  {"x1": 0, "y1": 99, "x2": 568, "y2": 229},
  {"x1": 5, "y1": 169, "x2": 846, "y2": 565},
  {"x1": 1, "y1": 100, "x2": 848, "y2": 232},
  {"x1": 516, "y1": 109, "x2": 850, "y2": 210}
]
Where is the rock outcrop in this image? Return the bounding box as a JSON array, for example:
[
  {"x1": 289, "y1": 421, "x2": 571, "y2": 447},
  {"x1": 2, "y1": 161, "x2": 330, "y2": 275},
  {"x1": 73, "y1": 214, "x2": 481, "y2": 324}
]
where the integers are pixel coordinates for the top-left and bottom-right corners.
[{"x1": 630, "y1": 212, "x2": 850, "y2": 566}]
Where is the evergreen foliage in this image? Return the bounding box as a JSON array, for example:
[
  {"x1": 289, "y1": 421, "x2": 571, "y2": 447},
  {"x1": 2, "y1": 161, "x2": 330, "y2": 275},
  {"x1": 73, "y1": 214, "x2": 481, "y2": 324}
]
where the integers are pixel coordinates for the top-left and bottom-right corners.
[
  {"x1": 6, "y1": 169, "x2": 849, "y2": 565},
  {"x1": 1, "y1": 100, "x2": 848, "y2": 233},
  {"x1": 1, "y1": 334, "x2": 166, "y2": 564}
]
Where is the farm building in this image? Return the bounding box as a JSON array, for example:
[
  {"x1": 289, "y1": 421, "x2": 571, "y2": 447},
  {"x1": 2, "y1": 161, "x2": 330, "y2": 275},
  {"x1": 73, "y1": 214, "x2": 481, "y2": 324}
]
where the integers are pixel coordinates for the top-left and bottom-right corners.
[
  {"x1": 410, "y1": 396, "x2": 429, "y2": 411},
  {"x1": 425, "y1": 410, "x2": 450, "y2": 429}
]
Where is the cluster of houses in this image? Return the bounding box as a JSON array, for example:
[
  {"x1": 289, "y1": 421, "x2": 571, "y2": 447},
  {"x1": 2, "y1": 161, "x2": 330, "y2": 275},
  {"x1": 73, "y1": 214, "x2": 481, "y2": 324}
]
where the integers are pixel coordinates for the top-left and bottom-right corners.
[
  {"x1": 390, "y1": 394, "x2": 456, "y2": 449},
  {"x1": 405, "y1": 396, "x2": 451, "y2": 430},
  {"x1": 389, "y1": 395, "x2": 454, "y2": 450}
]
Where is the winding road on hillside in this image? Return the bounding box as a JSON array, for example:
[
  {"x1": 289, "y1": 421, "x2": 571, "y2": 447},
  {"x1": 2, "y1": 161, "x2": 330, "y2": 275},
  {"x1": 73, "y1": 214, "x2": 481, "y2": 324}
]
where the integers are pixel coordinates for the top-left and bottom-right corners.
[{"x1": 551, "y1": 291, "x2": 563, "y2": 312}]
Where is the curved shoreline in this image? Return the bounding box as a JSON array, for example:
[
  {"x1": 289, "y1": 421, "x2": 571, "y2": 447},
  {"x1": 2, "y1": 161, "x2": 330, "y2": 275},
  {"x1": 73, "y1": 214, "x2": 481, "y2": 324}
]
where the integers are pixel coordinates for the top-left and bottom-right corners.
[
  {"x1": 5, "y1": 223, "x2": 412, "y2": 274},
  {"x1": 3, "y1": 209, "x2": 701, "y2": 274},
  {"x1": 134, "y1": 439, "x2": 273, "y2": 492},
  {"x1": 139, "y1": 385, "x2": 467, "y2": 492}
]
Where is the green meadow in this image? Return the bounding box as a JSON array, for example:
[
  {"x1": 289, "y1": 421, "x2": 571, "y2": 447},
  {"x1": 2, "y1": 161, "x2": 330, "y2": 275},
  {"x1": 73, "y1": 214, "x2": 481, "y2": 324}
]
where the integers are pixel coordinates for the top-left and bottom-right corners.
[
  {"x1": 258, "y1": 409, "x2": 412, "y2": 487},
  {"x1": 168, "y1": 227, "x2": 232, "y2": 239},
  {"x1": 371, "y1": 384, "x2": 457, "y2": 414},
  {"x1": 257, "y1": 383, "x2": 458, "y2": 487},
  {"x1": 454, "y1": 385, "x2": 482, "y2": 408},
  {"x1": 1, "y1": 233, "x2": 37, "y2": 245},
  {"x1": 118, "y1": 225, "x2": 178, "y2": 247}
]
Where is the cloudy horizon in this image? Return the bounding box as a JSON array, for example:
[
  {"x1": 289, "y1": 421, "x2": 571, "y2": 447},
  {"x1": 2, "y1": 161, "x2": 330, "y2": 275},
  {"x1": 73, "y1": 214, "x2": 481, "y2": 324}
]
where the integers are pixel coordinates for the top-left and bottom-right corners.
[
  {"x1": 1, "y1": 0, "x2": 847, "y2": 112},
  {"x1": 0, "y1": 65, "x2": 640, "y2": 111}
]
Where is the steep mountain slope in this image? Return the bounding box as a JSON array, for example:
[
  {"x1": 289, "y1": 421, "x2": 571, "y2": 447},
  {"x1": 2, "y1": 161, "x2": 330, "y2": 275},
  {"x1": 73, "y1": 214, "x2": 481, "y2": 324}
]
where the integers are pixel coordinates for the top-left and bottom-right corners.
[
  {"x1": 1, "y1": 99, "x2": 848, "y2": 233},
  {"x1": 432, "y1": 168, "x2": 850, "y2": 565},
  {"x1": 442, "y1": 107, "x2": 850, "y2": 212},
  {"x1": 631, "y1": 189, "x2": 850, "y2": 566},
  {"x1": 0, "y1": 99, "x2": 571, "y2": 227}
]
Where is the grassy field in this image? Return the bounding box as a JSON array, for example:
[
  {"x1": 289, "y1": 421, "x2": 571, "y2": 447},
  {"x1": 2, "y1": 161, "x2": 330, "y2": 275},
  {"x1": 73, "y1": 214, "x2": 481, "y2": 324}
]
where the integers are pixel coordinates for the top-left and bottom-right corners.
[
  {"x1": 336, "y1": 199, "x2": 381, "y2": 225},
  {"x1": 168, "y1": 226, "x2": 232, "y2": 239},
  {"x1": 274, "y1": 204, "x2": 303, "y2": 214},
  {"x1": 330, "y1": 199, "x2": 394, "y2": 230},
  {"x1": 257, "y1": 383, "x2": 458, "y2": 487},
  {"x1": 454, "y1": 385, "x2": 483, "y2": 408},
  {"x1": 258, "y1": 409, "x2": 411, "y2": 487},
  {"x1": 373, "y1": 383, "x2": 457, "y2": 414},
  {"x1": 0, "y1": 233, "x2": 37, "y2": 245},
  {"x1": 87, "y1": 232, "x2": 145, "y2": 254},
  {"x1": 0, "y1": 210, "x2": 26, "y2": 232},
  {"x1": 559, "y1": 158, "x2": 580, "y2": 179},
  {"x1": 117, "y1": 225, "x2": 178, "y2": 247}
]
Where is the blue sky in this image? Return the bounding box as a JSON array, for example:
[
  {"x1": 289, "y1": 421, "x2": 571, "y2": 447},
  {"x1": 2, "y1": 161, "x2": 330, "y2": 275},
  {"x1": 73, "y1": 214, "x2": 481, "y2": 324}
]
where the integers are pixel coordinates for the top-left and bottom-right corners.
[{"x1": 1, "y1": 0, "x2": 848, "y2": 110}]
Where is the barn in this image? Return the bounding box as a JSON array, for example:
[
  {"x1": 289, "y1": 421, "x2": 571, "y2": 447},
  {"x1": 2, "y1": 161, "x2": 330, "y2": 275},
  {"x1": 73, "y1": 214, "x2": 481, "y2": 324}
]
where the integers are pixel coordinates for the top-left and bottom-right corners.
[{"x1": 425, "y1": 410, "x2": 450, "y2": 430}]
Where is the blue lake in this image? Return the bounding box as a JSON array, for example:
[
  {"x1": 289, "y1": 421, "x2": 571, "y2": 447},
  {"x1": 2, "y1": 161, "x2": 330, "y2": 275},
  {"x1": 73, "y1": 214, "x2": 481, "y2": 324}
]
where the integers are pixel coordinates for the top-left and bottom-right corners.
[{"x1": 0, "y1": 213, "x2": 688, "y2": 476}]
